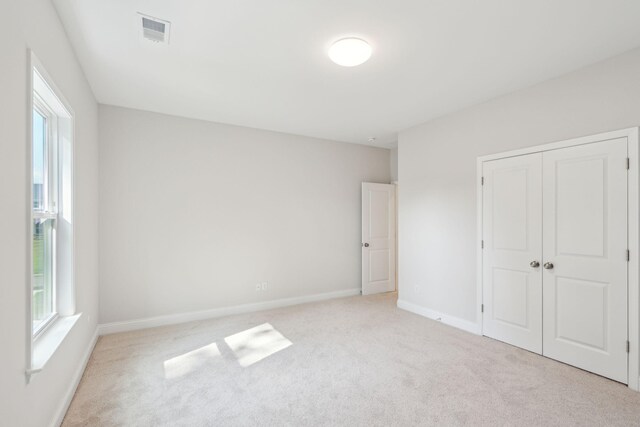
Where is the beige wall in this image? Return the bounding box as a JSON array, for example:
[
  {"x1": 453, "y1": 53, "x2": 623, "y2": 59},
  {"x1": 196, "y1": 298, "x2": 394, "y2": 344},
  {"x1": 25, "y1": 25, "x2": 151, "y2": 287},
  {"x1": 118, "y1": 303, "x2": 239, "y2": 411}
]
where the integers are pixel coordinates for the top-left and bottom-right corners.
[
  {"x1": 0, "y1": 0, "x2": 99, "y2": 425},
  {"x1": 99, "y1": 105, "x2": 390, "y2": 323}
]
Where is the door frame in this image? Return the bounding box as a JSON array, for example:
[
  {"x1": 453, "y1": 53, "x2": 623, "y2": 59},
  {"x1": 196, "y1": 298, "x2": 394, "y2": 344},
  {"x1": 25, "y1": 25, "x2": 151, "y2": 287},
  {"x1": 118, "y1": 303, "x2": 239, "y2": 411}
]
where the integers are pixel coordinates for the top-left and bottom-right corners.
[{"x1": 476, "y1": 127, "x2": 639, "y2": 391}]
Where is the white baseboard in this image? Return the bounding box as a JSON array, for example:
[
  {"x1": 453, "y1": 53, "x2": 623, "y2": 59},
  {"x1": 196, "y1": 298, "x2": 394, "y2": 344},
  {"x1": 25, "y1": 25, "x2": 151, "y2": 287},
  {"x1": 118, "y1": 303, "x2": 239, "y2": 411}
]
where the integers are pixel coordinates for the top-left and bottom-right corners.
[
  {"x1": 52, "y1": 327, "x2": 98, "y2": 427},
  {"x1": 397, "y1": 299, "x2": 481, "y2": 335},
  {"x1": 98, "y1": 288, "x2": 361, "y2": 335}
]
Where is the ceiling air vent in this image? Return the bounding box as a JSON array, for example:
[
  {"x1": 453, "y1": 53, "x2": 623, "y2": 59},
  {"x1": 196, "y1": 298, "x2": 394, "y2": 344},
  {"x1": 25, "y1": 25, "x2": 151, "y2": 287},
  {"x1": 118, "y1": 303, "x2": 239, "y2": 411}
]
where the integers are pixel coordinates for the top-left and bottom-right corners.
[{"x1": 139, "y1": 13, "x2": 171, "y2": 44}]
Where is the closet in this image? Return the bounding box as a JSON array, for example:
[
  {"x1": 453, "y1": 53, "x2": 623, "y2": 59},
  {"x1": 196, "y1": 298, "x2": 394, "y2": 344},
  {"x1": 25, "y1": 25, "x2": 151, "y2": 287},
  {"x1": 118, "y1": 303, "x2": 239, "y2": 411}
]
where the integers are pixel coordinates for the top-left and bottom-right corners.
[{"x1": 479, "y1": 128, "x2": 639, "y2": 386}]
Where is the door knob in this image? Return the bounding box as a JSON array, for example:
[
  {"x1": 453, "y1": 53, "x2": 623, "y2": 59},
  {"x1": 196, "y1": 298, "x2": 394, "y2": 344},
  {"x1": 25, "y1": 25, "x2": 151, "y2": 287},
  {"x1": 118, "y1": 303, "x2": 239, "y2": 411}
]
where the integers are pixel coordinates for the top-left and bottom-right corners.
[
  {"x1": 529, "y1": 261, "x2": 540, "y2": 268},
  {"x1": 543, "y1": 262, "x2": 554, "y2": 270},
  {"x1": 363, "y1": 243, "x2": 370, "y2": 247}
]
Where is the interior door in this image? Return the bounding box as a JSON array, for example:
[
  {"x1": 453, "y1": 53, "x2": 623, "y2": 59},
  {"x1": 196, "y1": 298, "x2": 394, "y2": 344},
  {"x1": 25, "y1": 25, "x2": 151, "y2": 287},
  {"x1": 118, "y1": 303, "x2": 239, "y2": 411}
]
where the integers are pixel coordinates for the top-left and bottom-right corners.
[
  {"x1": 362, "y1": 183, "x2": 396, "y2": 295},
  {"x1": 542, "y1": 139, "x2": 628, "y2": 383},
  {"x1": 482, "y1": 153, "x2": 543, "y2": 354}
]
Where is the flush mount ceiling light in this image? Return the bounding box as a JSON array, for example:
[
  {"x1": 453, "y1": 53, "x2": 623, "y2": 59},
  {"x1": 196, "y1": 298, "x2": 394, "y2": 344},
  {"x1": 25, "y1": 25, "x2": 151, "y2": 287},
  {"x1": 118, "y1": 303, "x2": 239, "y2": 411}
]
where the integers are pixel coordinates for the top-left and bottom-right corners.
[{"x1": 328, "y1": 38, "x2": 372, "y2": 67}]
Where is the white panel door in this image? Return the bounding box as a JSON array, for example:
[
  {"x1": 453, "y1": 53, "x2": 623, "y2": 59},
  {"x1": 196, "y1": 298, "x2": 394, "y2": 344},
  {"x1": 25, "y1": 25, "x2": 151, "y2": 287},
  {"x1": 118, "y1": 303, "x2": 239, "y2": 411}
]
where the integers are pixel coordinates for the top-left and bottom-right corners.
[
  {"x1": 482, "y1": 153, "x2": 543, "y2": 353},
  {"x1": 362, "y1": 183, "x2": 396, "y2": 295},
  {"x1": 542, "y1": 138, "x2": 628, "y2": 383}
]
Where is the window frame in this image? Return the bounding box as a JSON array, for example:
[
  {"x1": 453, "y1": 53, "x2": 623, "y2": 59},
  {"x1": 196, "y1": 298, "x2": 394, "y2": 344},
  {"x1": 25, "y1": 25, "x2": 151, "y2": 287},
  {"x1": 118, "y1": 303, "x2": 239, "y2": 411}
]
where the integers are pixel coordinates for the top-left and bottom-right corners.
[
  {"x1": 27, "y1": 51, "x2": 79, "y2": 382},
  {"x1": 29, "y1": 58, "x2": 75, "y2": 341},
  {"x1": 31, "y1": 94, "x2": 59, "y2": 338}
]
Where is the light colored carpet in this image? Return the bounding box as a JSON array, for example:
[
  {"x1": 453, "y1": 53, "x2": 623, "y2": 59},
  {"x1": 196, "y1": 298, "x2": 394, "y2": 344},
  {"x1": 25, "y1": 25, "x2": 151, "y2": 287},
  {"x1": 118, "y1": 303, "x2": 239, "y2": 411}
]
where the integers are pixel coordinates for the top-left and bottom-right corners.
[{"x1": 63, "y1": 293, "x2": 640, "y2": 426}]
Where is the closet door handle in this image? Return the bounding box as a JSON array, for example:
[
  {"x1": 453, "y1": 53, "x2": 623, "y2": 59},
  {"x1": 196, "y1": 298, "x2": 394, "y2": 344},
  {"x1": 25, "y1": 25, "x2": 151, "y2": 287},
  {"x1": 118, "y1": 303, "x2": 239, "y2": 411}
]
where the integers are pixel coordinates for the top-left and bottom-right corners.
[
  {"x1": 543, "y1": 262, "x2": 554, "y2": 270},
  {"x1": 529, "y1": 261, "x2": 540, "y2": 268}
]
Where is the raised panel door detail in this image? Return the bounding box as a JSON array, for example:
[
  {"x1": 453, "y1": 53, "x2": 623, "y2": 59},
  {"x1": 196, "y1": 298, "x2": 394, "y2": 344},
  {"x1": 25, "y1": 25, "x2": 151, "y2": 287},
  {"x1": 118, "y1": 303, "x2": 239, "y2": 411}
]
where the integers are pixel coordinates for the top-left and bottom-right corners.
[
  {"x1": 493, "y1": 168, "x2": 528, "y2": 251},
  {"x1": 492, "y1": 268, "x2": 529, "y2": 329},
  {"x1": 369, "y1": 249, "x2": 390, "y2": 283},
  {"x1": 555, "y1": 277, "x2": 608, "y2": 352},
  {"x1": 369, "y1": 190, "x2": 390, "y2": 239},
  {"x1": 556, "y1": 157, "x2": 607, "y2": 258}
]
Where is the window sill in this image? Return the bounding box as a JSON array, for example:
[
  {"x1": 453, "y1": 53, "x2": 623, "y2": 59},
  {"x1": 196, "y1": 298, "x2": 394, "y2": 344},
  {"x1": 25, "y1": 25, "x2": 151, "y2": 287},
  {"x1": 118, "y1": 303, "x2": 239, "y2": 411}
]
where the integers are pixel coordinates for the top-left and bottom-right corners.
[{"x1": 28, "y1": 313, "x2": 81, "y2": 380}]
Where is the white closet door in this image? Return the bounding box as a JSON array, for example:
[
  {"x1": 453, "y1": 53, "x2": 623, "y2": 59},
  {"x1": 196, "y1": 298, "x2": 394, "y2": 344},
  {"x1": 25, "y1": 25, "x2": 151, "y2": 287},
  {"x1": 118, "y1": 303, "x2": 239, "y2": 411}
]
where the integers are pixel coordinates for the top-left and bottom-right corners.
[
  {"x1": 542, "y1": 138, "x2": 628, "y2": 383},
  {"x1": 483, "y1": 153, "x2": 543, "y2": 354}
]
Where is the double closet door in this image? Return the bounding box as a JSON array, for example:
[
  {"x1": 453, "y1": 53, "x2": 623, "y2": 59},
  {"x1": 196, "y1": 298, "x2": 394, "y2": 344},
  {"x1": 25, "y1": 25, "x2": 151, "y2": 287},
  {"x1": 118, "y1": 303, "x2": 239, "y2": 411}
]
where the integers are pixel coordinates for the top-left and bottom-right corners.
[{"x1": 482, "y1": 138, "x2": 628, "y2": 383}]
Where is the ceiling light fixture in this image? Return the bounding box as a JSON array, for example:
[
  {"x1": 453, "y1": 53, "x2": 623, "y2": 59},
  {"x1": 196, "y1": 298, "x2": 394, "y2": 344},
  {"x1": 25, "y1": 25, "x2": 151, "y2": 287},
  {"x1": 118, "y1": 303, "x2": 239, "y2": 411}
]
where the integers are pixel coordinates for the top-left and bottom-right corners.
[{"x1": 328, "y1": 38, "x2": 372, "y2": 67}]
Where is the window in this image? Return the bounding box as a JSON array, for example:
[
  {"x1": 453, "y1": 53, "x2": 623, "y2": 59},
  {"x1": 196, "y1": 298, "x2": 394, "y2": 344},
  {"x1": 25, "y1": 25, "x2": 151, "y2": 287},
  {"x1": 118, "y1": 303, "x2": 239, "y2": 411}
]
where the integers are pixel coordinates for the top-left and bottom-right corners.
[
  {"x1": 31, "y1": 63, "x2": 74, "y2": 338},
  {"x1": 32, "y1": 106, "x2": 56, "y2": 333}
]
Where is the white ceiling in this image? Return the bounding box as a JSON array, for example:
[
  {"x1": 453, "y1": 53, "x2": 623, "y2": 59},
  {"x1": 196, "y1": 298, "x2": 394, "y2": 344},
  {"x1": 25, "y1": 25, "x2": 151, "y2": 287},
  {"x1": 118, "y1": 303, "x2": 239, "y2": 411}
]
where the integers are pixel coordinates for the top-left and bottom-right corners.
[{"x1": 54, "y1": 0, "x2": 640, "y2": 148}]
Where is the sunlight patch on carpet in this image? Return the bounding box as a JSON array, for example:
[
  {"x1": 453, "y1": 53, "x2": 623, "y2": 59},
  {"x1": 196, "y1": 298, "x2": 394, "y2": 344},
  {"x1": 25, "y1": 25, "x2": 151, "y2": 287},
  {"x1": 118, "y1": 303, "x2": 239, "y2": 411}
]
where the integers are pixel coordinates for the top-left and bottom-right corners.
[
  {"x1": 163, "y1": 343, "x2": 221, "y2": 379},
  {"x1": 224, "y1": 323, "x2": 292, "y2": 367}
]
